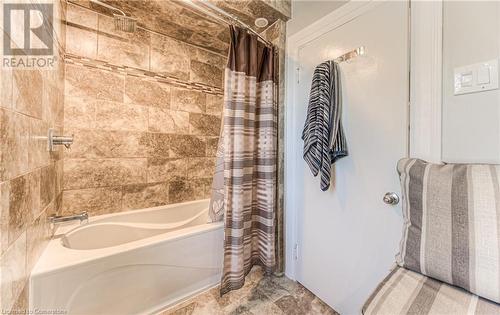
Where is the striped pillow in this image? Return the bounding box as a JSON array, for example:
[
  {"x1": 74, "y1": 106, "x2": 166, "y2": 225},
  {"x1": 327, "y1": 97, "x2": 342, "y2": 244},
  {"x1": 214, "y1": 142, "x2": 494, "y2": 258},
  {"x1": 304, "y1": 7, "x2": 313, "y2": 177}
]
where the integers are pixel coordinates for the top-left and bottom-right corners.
[{"x1": 396, "y1": 158, "x2": 500, "y2": 303}]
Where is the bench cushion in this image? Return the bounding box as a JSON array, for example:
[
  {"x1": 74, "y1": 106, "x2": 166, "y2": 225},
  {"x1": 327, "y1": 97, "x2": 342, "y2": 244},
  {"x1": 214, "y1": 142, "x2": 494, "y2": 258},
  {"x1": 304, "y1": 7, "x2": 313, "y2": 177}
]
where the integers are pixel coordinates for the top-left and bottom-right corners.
[
  {"x1": 362, "y1": 267, "x2": 500, "y2": 315},
  {"x1": 396, "y1": 158, "x2": 500, "y2": 303}
]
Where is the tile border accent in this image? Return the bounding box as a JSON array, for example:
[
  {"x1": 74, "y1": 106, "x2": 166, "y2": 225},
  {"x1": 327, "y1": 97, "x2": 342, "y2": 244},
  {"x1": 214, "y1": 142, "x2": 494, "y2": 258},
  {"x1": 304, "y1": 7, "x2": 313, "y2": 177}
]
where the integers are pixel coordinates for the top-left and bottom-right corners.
[{"x1": 64, "y1": 54, "x2": 224, "y2": 96}]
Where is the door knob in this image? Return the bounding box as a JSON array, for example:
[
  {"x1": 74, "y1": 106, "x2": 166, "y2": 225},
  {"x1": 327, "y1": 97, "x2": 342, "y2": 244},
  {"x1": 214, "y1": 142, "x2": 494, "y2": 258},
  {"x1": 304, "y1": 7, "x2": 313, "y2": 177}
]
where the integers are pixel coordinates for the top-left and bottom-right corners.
[{"x1": 383, "y1": 192, "x2": 400, "y2": 205}]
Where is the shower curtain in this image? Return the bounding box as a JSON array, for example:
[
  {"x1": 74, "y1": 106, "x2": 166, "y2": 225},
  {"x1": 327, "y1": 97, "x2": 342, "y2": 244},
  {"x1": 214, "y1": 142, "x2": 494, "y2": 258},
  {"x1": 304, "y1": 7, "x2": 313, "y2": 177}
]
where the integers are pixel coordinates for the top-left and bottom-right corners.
[{"x1": 209, "y1": 25, "x2": 278, "y2": 295}]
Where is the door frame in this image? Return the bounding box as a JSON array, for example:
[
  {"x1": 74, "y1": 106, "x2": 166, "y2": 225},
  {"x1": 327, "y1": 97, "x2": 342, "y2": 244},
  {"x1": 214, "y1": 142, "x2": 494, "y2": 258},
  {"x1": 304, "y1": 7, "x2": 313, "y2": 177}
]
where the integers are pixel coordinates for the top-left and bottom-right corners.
[{"x1": 284, "y1": 0, "x2": 443, "y2": 280}]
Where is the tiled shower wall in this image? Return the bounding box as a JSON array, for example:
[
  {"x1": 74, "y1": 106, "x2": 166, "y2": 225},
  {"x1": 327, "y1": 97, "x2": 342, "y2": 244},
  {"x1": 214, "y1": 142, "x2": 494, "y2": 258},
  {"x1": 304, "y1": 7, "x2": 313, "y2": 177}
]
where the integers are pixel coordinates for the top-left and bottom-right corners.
[
  {"x1": 0, "y1": 0, "x2": 66, "y2": 312},
  {"x1": 62, "y1": 3, "x2": 225, "y2": 216}
]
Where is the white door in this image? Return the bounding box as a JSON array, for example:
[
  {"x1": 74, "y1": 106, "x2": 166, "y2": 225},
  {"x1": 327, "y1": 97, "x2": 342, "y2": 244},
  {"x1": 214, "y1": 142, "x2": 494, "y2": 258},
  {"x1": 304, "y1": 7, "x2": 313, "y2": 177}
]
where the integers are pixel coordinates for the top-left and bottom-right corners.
[{"x1": 288, "y1": 2, "x2": 408, "y2": 314}]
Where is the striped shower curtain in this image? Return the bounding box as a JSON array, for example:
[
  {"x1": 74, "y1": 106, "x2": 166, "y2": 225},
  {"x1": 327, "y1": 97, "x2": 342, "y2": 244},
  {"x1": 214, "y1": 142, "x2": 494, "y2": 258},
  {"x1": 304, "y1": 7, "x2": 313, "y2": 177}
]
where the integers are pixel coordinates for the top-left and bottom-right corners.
[{"x1": 209, "y1": 26, "x2": 277, "y2": 295}]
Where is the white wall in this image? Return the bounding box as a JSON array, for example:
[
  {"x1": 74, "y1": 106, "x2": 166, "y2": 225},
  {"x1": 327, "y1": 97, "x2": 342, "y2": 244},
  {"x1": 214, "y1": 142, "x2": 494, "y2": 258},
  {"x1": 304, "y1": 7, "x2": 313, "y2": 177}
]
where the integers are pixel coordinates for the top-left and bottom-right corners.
[
  {"x1": 286, "y1": 2, "x2": 409, "y2": 314},
  {"x1": 287, "y1": 0, "x2": 348, "y2": 36},
  {"x1": 442, "y1": 1, "x2": 500, "y2": 163}
]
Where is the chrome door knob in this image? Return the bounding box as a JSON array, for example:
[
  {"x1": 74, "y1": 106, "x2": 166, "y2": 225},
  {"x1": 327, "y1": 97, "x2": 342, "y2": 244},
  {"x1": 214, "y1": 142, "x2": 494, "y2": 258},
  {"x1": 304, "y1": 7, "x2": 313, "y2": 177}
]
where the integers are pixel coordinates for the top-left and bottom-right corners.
[{"x1": 383, "y1": 192, "x2": 400, "y2": 205}]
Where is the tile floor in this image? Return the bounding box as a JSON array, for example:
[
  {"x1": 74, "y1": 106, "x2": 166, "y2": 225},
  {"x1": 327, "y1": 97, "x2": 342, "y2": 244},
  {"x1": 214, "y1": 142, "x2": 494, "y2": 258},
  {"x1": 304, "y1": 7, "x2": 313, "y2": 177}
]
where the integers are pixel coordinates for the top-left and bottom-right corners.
[{"x1": 158, "y1": 267, "x2": 339, "y2": 315}]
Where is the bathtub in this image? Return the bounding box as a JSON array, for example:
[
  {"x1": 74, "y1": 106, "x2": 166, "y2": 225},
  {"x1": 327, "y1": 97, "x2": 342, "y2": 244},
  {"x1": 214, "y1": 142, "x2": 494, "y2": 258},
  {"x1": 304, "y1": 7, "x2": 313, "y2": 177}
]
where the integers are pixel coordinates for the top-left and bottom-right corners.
[{"x1": 29, "y1": 199, "x2": 224, "y2": 315}]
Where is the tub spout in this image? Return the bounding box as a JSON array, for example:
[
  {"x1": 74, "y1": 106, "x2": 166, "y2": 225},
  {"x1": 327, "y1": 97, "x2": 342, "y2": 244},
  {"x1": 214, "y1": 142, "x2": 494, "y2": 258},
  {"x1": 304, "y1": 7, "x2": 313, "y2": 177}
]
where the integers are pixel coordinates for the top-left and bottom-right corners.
[{"x1": 49, "y1": 211, "x2": 89, "y2": 225}]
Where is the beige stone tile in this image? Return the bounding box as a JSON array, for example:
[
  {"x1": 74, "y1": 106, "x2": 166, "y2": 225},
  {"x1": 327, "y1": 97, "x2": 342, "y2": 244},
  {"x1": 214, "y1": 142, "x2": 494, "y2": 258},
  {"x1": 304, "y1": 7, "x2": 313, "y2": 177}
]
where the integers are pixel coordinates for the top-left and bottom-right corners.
[
  {"x1": 10, "y1": 280, "x2": 28, "y2": 314},
  {"x1": 26, "y1": 210, "x2": 50, "y2": 272},
  {"x1": 98, "y1": 13, "x2": 148, "y2": 44},
  {"x1": 65, "y1": 129, "x2": 148, "y2": 159},
  {"x1": 147, "y1": 158, "x2": 186, "y2": 183},
  {"x1": 186, "y1": 158, "x2": 215, "y2": 179},
  {"x1": 53, "y1": 5, "x2": 67, "y2": 59},
  {"x1": 170, "y1": 7, "x2": 224, "y2": 39},
  {"x1": 122, "y1": 182, "x2": 169, "y2": 210},
  {"x1": 246, "y1": 266, "x2": 265, "y2": 284},
  {"x1": 160, "y1": 301, "x2": 196, "y2": 315},
  {"x1": 124, "y1": 76, "x2": 170, "y2": 108},
  {"x1": 1, "y1": 67, "x2": 13, "y2": 109},
  {"x1": 0, "y1": 109, "x2": 30, "y2": 181},
  {"x1": 0, "y1": 173, "x2": 37, "y2": 252},
  {"x1": 188, "y1": 46, "x2": 226, "y2": 68},
  {"x1": 69, "y1": 0, "x2": 231, "y2": 55},
  {"x1": 148, "y1": 107, "x2": 189, "y2": 134},
  {"x1": 0, "y1": 231, "x2": 27, "y2": 312},
  {"x1": 12, "y1": 69, "x2": 43, "y2": 118},
  {"x1": 205, "y1": 137, "x2": 220, "y2": 157},
  {"x1": 42, "y1": 79, "x2": 64, "y2": 127},
  {"x1": 94, "y1": 100, "x2": 148, "y2": 132},
  {"x1": 97, "y1": 25, "x2": 150, "y2": 69},
  {"x1": 63, "y1": 158, "x2": 147, "y2": 189},
  {"x1": 274, "y1": 285, "x2": 317, "y2": 315},
  {"x1": 272, "y1": 0, "x2": 292, "y2": 18},
  {"x1": 54, "y1": 192, "x2": 63, "y2": 218},
  {"x1": 206, "y1": 94, "x2": 223, "y2": 116},
  {"x1": 62, "y1": 187, "x2": 122, "y2": 216},
  {"x1": 65, "y1": 64, "x2": 124, "y2": 102},
  {"x1": 157, "y1": 268, "x2": 339, "y2": 315},
  {"x1": 67, "y1": 3, "x2": 98, "y2": 29},
  {"x1": 150, "y1": 34, "x2": 190, "y2": 80},
  {"x1": 0, "y1": 181, "x2": 8, "y2": 255},
  {"x1": 171, "y1": 88, "x2": 206, "y2": 113},
  {"x1": 28, "y1": 118, "x2": 50, "y2": 170},
  {"x1": 190, "y1": 60, "x2": 223, "y2": 88},
  {"x1": 66, "y1": 25, "x2": 97, "y2": 59},
  {"x1": 189, "y1": 113, "x2": 221, "y2": 136},
  {"x1": 254, "y1": 277, "x2": 289, "y2": 302},
  {"x1": 40, "y1": 164, "x2": 55, "y2": 210},
  {"x1": 55, "y1": 158, "x2": 63, "y2": 193},
  {"x1": 55, "y1": 91, "x2": 65, "y2": 129},
  {"x1": 195, "y1": 178, "x2": 212, "y2": 199},
  {"x1": 187, "y1": 33, "x2": 228, "y2": 56},
  {"x1": 215, "y1": 278, "x2": 270, "y2": 312},
  {"x1": 216, "y1": 29, "x2": 231, "y2": 46},
  {"x1": 64, "y1": 96, "x2": 95, "y2": 129},
  {"x1": 169, "y1": 134, "x2": 206, "y2": 158},
  {"x1": 0, "y1": 171, "x2": 40, "y2": 252},
  {"x1": 56, "y1": 55, "x2": 66, "y2": 86},
  {"x1": 168, "y1": 179, "x2": 205, "y2": 204},
  {"x1": 309, "y1": 297, "x2": 339, "y2": 315},
  {"x1": 250, "y1": 301, "x2": 285, "y2": 315},
  {"x1": 28, "y1": 170, "x2": 41, "y2": 222},
  {"x1": 141, "y1": 133, "x2": 170, "y2": 159},
  {"x1": 246, "y1": 0, "x2": 289, "y2": 25},
  {"x1": 151, "y1": 19, "x2": 194, "y2": 44}
]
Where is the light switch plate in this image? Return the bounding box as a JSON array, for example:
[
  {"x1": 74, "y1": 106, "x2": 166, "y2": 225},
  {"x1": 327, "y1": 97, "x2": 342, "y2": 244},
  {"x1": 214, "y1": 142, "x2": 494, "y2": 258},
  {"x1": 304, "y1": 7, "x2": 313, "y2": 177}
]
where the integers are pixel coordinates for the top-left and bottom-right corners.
[
  {"x1": 477, "y1": 65, "x2": 490, "y2": 84},
  {"x1": 460, "y1": 71, "x2": 473, "y2": 87},
  {"x1": 454, "y1": 59, "x2": 499, "y2": 95}
]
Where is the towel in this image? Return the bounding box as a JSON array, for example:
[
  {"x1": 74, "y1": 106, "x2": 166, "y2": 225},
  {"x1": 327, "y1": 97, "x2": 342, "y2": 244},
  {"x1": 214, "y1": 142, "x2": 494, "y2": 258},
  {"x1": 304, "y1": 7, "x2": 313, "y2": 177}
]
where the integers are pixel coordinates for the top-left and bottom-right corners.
[{"x1": 302, "y1": 60, "x2": 348, "y2": 191}]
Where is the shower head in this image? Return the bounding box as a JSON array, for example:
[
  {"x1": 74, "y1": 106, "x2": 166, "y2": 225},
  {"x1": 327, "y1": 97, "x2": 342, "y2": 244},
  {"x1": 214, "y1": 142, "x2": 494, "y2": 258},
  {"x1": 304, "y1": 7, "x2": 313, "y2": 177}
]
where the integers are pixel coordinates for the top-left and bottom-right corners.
[
  {"x1": 90, "y1": 0, "x2": 137, "y2": 33},
  {"x1": 113, "y1": 14, "x2": 137, "y2": 33}
]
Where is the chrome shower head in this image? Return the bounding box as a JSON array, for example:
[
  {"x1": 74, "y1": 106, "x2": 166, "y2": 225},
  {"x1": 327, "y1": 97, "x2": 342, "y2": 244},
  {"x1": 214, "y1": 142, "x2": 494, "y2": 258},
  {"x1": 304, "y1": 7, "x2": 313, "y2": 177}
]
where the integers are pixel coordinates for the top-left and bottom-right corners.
[
  {"x1": 90, "y1": 0, "x2": 137, "y2": 33},
  {"x1": 113, "y1": 14, "x2": 137, "y2": 33}
]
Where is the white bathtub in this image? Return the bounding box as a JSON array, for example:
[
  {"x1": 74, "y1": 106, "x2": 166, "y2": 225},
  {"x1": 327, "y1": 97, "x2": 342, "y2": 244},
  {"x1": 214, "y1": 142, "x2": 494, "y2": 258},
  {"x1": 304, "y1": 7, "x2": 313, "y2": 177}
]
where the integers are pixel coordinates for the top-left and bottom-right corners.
[{"x1": 30, "y1": 199, "x2": 224, "y2": 315}]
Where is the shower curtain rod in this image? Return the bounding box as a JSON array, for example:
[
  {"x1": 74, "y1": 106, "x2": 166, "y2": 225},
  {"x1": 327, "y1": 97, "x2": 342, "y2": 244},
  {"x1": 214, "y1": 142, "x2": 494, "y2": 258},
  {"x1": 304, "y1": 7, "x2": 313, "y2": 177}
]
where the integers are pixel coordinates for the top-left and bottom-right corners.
[{"x1": 180, "y1": 0, "x2": 274, "y2": 47}]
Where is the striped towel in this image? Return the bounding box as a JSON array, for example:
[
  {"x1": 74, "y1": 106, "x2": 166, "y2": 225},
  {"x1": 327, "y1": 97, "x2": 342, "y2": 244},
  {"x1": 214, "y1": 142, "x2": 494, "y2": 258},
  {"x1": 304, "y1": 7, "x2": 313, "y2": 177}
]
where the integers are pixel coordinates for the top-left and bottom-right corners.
[{"x1": 302, "y1": 60, "x2": 348, "y2": 191}]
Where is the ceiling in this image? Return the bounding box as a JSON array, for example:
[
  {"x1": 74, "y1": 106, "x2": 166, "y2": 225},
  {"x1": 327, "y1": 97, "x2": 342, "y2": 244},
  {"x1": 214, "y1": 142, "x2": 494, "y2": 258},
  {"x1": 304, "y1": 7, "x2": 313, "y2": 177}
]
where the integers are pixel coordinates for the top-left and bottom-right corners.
[
  {"x1": 287, "y1": 0, "x2": 348, "y2": 36},
  {"x1": 74, "y1": 0, "x2": 289, "y2": 55}
]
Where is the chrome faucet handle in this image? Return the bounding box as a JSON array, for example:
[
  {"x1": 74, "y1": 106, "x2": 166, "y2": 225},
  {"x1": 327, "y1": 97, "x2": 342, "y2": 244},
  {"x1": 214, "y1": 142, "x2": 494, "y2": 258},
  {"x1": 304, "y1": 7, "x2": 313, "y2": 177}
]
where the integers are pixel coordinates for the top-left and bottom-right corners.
[{"x1": 48, "y1": 128, "x2": 74, "y2": 151}]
